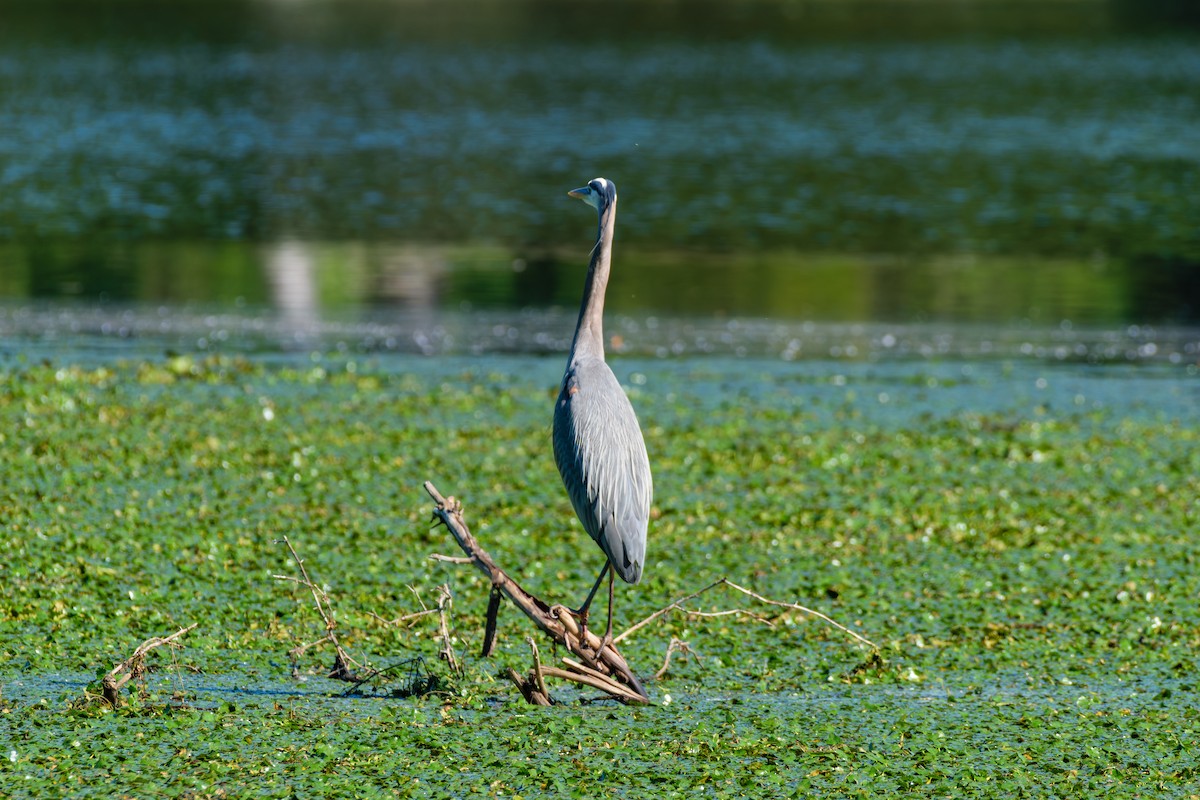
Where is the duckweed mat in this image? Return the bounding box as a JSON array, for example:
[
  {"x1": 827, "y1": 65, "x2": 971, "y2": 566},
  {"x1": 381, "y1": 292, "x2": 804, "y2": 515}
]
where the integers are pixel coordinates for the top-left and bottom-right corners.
[{"x1": 2, "y1": 352, "x2": 1197, "y2": 797}]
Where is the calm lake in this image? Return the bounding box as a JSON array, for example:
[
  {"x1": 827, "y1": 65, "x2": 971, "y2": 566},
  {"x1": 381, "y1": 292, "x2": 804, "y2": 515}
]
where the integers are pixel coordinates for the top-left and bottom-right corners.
[{"x1": 1, "y1": 0, "x2": 1198, "y2": 348}]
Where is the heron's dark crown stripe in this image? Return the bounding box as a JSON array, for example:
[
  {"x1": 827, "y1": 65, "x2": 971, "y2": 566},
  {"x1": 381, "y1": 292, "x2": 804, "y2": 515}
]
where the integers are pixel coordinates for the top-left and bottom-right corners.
[{"x1": 590, "y1": 178, "x2": 615, "y2": 209}]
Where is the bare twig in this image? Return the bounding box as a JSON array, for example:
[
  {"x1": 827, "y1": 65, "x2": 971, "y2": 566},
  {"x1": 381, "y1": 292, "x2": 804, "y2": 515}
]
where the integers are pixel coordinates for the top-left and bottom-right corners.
[
  {"x1": 272, "y1": 574, "x2": 314, "y2": 588},
  {"x1": 365, "y1": 608, "x2": 440, "y2": 628},
  {"x1": 614, "y1": 578, "x2": 725, "y2": 643},
  {"x1": 430, "y1": 554, "x2": 474, "y2": 565},
  {"x1": 274, "y1": 536, "x2": 364, "y2": 681},
  {"x1": 684, "y1": 608, "x2": 774, "y2": 624},
  {"x1": 435, "y1": 584, "x2": 462, "y2": 677},
  {"x1": 722, "y1": 579, "x2": 877, "y2": 649},
  {"x1": 617, "y1": 577, "x2": 877, "y2": 651},
  {"x1": 366, "y1": 585, "x2": 439, "y2": 628},
  {"x1": 655, "y1": 638, "x2": 698, "y2": 680},
  {"x1": 407, "y1": 584, "x2": 430, "y2": 613},
  {"x1": 528, "y1": 638, "x2": 549, "y2": 700}
]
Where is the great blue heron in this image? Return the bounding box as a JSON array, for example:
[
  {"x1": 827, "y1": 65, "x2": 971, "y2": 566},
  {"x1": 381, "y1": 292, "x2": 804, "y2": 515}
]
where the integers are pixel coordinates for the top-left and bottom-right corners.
[
  {"x1": 554, "y1": 178, "x2": 657, "y2": 647},
  {"x1": 553, "y1": 177, "x2": 652, "y2": 649}
]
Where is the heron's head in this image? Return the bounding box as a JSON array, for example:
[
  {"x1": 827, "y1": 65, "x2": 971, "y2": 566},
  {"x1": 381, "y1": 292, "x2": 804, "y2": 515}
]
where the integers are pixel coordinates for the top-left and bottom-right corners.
[{"x1": 568, "y1": 177, "x2": 617, "y2": 211}]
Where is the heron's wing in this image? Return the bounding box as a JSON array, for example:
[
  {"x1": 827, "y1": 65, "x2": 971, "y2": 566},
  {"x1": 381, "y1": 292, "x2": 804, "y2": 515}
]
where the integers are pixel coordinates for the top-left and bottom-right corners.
[{"x1": 553, "y1": 360, "x2": 652, "y2": 584}]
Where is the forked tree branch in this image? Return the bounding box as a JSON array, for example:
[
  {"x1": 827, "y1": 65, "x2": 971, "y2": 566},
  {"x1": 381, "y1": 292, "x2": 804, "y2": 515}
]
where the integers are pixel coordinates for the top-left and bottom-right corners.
[{"x1": 424, "y1": 480, "x2": 649, "y2": 704}]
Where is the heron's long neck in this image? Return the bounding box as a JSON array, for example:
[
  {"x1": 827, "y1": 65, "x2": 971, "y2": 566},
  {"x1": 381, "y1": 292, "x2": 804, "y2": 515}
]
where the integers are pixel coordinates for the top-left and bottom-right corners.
[{"x1": 568, "y1": 200, "x2": 616, "y2": 364}]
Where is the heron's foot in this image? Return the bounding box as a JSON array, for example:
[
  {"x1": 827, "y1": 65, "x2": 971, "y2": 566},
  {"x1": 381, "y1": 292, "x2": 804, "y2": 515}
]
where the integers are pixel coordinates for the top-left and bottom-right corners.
[
  {"x1": 562, "y1": 605, "x2": 610, "y2": 656},
  {"x1": 576, "y1": 615, "x2": 615, "y2": 657},
  {"x1": 554, "y1": 604, "x2": 590, "y2": 645},
  {"x1": 576, "y1": 610, "x2": 591, "y2": 649}
]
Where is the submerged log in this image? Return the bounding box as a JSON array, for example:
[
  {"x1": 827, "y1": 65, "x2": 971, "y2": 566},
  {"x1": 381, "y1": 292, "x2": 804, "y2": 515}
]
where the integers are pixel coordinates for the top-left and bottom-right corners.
[{"x1": 424, "y1": 480, "x2": 650, "y2": 705}]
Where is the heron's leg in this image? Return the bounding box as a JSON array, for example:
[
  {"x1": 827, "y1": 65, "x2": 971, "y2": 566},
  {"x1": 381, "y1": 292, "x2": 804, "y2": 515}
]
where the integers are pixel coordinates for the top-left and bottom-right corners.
[
  {"x1": 572, "y1": 561, "x2": 611, "y2": 644},
  {"x1": 598, "y1": 565, "x2": 616, "y2": 652}
]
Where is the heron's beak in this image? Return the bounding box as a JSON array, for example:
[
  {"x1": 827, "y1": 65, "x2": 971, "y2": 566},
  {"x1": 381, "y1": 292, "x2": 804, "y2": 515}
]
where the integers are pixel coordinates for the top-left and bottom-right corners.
[{"x1": 567, "y1": 186, "x2": 590, "y2": 200}]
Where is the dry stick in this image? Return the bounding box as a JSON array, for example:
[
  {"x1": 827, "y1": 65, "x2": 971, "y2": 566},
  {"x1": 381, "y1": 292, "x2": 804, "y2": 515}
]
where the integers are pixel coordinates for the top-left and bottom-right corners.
[
  {"x1": 435, "y1": 584, "x2": 462, "y2": 677},
  {"x1": 273, "y1": 536, "x2": 363, "y2": 680},
  {"x1": 366, "y1": 608, "x2": 439, "y2": 628},
  {"x1": 424, "y1": 480, "x2": 649, "y2": 704},
  {"x1": 613, "y1": 578, "x2": 726, "y2": 644},
  {"x1": 615, "y1": 577, "x2": 878, "y2": 651},
  {"x1": 430, "y1": 554, "x2": 474, "y2": 565},
  {"x1": 655, "y1": 638, "x2": 698, "y2": 680},
  {"x1": 505, "y1": 666, "x2": 553, "y2": 706},
  {"x1": 366, "y1": 585, "x2": 439, "y2": 628},
  {"x1": 539, "y1": 666, "x2": 645, "y2": 703},
  {"x1": 101, "y1": 623, "x2": 199, "y2": 707},
  {"x1": 528, "y1": 638, "x2": 550, "y2": 700},
  {"x1": 683, "y1": 608, "x2": 774, "y2": 624},
  {"x1": 500, "y1": 638, "x2": 553, "y2": 707},
  {"x1": 722, "y1": 579, "x2": 877, "y2": 649}
]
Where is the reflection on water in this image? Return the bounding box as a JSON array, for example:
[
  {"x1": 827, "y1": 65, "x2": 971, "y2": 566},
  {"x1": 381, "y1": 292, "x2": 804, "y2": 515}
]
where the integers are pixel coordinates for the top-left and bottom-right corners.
[
  {"x1": 0, "y1": 0, "x2": 1197, "y2": 325},
  {"x1": 264, "y1": 241, "x2": 318, "y2": 340},
  {"x1": 2, "y1": 240, "x2": 1196, "y2": 326}
]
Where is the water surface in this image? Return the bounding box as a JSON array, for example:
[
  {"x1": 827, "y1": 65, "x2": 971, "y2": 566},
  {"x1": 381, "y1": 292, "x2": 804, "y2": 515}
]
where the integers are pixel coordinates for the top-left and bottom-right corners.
[{"x1": 1, "y1": 0, "x2": 1198, "y2": 324}]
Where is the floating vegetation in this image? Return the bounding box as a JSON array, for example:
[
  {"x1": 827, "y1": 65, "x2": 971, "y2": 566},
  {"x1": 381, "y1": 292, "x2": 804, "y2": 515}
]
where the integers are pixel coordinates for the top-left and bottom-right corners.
[{"x1": 1, "y1": 349, "x2": 1196, "y2": 795}]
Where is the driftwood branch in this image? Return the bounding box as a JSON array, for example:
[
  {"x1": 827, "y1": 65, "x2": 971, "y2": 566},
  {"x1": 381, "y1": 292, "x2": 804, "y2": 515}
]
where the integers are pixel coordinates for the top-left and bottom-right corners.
[
  {"x1": 100, "y1": 623, "x2": 199, "y2": 707},
  {"x1": 506, "y1": 666, "x2": 554, "y2": 706},
  {"x1": 425, "y1": 480, "x2": 650, "y2": 704},
  {"x1": 504, "y1": 638, "x2": 555, "y2": 705}
]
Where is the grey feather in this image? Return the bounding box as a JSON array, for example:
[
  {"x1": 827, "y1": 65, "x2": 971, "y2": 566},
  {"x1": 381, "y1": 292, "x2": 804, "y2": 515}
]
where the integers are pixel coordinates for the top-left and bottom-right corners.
[{"x1": 553, "y1": 355, "x2": 651, "y2": 583}]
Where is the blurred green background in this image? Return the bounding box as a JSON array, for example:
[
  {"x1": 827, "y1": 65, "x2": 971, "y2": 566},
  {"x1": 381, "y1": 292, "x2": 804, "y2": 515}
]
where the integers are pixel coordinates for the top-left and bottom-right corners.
[{"x1": 0, "y1": 0, "x2": 1197, "y2": 324}]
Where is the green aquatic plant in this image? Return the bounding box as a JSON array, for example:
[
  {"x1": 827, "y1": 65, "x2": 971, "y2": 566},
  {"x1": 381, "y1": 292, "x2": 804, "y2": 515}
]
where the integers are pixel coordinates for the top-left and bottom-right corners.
[{"x1": 1, "y1": 353, "x2": 1196, "y2": 796}]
